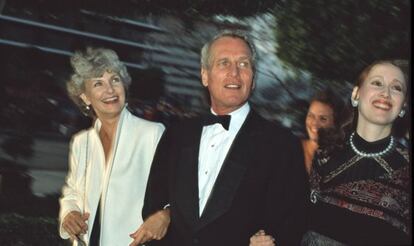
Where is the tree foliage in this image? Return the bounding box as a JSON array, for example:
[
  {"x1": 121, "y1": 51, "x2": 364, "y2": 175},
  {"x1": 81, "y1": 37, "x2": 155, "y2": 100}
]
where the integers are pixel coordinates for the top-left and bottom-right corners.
[{"x1": 274, "y1": 0, "x2": 410, "y2": 83}]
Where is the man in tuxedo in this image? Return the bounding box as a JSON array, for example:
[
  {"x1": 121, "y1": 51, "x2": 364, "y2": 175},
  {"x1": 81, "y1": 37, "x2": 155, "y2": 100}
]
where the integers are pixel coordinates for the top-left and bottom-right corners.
[{"x1": 138, "y1": 30, "x2": 309, "y2": 246}]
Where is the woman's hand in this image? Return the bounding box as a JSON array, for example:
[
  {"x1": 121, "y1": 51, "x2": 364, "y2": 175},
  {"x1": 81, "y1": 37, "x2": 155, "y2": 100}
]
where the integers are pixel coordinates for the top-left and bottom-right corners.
[
  {"x1": 62, "y1": 211, "x2": 90, "y2": 240},
  {"x1": 249, "y1": 230, "x2": 275, "y2": 246},
  {"x1": 129, "y1": 208, "x2": 170, "y2": 246}
]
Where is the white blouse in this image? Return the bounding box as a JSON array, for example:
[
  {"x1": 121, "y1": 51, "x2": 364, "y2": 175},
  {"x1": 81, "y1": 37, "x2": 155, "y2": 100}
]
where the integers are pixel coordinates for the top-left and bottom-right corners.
[{"x1": 59, "y1": 107, "x2": 164, "y2": 245}]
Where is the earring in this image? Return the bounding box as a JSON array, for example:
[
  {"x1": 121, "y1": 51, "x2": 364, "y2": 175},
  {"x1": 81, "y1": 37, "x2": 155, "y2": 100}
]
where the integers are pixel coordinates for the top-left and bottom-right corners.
[
  {"x1": 86, "y1": 105, "x2": 90, "y2": 110},
  {"x1": 351, "y1": 99, "x2": 358, "y2": 107},
  {"x1": 399, "y1": 109, "x2": 406, "y2": 118}
]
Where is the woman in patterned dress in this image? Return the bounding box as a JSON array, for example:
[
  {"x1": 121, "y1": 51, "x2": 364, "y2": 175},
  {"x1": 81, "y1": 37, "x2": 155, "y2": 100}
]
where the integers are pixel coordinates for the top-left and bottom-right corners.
[
  {"x1": 249, "y1": 59, "x2": 410, "y2": 246},
  {"x1": 303, "y1": 60, "x2": 411, "y2": 245}
]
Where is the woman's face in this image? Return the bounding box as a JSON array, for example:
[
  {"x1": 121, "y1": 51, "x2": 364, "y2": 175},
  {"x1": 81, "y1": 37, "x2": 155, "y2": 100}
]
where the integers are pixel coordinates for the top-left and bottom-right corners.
[
  {"x1": 353, "y1": 63, "x2": 406, "y2": 129},
  {"x1": 80, "y1": 71, "x2": 126, "y2": 120},
  {"x1": 305, "y1": 100, "x2": 335, "y2": 142}
]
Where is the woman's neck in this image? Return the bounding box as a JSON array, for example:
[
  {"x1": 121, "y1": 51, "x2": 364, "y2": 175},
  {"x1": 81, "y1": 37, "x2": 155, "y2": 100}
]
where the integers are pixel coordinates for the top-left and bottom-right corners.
[
  {"x1": 100, "y1": 117, "x2": 118, "y2": 135},
  {"x1": 303, "y1": 139, "x2": 319, "y2": 150},
  {"x1": 302, "y1": 139, "x2": 319, "y2": 175},
  {"x1": 356, "y1": 122, "x2": 392, "y2": 142},
  {"x1": 99, "y1": 117, "x2": 119, "y2": 163},
  {"x1": 100, "y1": 125, "x2": 116, "y2": 140}
]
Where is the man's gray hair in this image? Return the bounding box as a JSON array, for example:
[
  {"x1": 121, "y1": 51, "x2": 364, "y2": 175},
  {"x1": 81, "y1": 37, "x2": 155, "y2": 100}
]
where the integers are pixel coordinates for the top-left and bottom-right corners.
[{"x1": 200, "y1": 30, "x2": 257, "y2": 73}]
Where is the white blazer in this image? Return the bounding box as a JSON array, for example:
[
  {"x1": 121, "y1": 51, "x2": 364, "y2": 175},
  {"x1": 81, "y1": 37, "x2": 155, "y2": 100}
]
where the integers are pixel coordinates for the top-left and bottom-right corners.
[{"x1": 59, "y1": 107, "x2": 165, "y2": 245}]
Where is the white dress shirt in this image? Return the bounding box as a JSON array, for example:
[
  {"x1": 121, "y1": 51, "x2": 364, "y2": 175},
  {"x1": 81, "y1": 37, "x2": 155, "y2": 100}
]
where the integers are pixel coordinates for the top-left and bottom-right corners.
[{"x1": 198, "y1": 103, "x2": 250, "y2": 216}]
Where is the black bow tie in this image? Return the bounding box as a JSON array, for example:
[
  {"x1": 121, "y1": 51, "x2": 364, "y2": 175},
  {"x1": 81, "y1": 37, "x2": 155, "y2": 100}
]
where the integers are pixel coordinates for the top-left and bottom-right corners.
[{"x1": 202, "y1": 114, "x2": 231, "y2": 130}]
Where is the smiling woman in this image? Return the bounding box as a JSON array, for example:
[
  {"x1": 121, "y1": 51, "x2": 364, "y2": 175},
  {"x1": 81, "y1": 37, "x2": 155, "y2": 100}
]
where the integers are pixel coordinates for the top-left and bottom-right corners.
[
  {"x1": 303, "y1": 60, "x2": 411, "y2": 245},
  {"x1": 59, "y1": 47, "x2": 165, "y2": 246},
  {"x1": 352, "y1": 62, "x2": 407, "y2": 129},
  {"x1": 66, "y1": 48, "x2": 131, "y2": 118},
  {"x1": 301, "y1": 88, "x2": 344, "y2": 175},
  {"x1": 80, "y1": 72, "x2": 126, "y2": 129}
]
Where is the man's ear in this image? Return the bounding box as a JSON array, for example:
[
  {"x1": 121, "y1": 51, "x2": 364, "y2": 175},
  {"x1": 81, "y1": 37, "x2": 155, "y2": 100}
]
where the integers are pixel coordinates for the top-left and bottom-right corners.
[
  {"x1": 351, "y1": 86, "x2": 359, "y2": 100},
  {"x1": 201, "y1": 67, "x2": 208, "y2": 87},
  {"x1": 80, "y1": 93, "x2": 91, "y2": 106}
]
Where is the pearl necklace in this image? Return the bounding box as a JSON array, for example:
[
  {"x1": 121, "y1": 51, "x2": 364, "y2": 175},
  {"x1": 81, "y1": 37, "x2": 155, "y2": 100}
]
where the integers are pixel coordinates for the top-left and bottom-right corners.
[{"x1": 349, "y1": 132, "x2": 394, "y2": 158}]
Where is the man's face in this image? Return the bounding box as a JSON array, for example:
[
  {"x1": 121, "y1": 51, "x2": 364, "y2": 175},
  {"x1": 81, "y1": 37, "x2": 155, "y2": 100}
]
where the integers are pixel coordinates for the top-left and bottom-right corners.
[{"x1": 201, "y1": 36, "x2": 254, "y2": 115}]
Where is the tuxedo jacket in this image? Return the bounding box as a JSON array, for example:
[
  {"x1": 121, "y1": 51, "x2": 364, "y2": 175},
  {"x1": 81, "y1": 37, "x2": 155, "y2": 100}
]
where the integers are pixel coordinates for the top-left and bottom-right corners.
[{"x1": 143, "y1": 110, "x2": 309, "y2": 246}]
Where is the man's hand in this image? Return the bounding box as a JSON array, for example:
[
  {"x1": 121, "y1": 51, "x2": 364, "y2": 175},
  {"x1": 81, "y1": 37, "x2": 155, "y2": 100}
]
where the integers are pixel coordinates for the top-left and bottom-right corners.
[
  {"x1": 249, "y1": 230, "x2": 275, "y2": 246},
  {"x1": 62, "y1": 211, "x2": 90, "y2": 240},
  {"x1": 129, "y1": 209, "x2": 170, "y2": 246}
]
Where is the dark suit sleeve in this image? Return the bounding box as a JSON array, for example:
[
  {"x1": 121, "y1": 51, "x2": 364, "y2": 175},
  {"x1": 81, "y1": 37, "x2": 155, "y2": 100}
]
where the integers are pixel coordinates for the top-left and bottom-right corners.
[
  {"x1": 142, "y1": 128, "x2": 171, "y2": 220},
  {"x1": 265, "y1": 131, "x2": 309, "y2": 245}
]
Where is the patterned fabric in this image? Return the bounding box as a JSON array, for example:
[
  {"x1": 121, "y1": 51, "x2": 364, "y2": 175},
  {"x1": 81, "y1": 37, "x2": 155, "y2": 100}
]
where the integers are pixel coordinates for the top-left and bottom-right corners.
[
  {"x1": 301, "y1": 231, "x2": 347, "y2": 246},
  {"x1": 309, "y1": 133, "x2": 411, "y2": 236}
]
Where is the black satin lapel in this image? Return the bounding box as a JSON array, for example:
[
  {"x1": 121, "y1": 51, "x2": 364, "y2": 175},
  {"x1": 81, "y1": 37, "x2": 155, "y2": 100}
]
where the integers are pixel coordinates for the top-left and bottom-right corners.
[
  {"x1": 196, "y1": 112, "x2": 259, "y2": 230},
  {"x1": 174, "y1": 122, "x2": 202, "y2": 229}
]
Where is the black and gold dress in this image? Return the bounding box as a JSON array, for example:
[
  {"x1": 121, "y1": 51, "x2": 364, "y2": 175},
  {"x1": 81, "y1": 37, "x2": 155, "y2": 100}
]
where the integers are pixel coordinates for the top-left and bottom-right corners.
[{"x1": 305, "y1": 132, "x2": 411, "y2": 245}]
